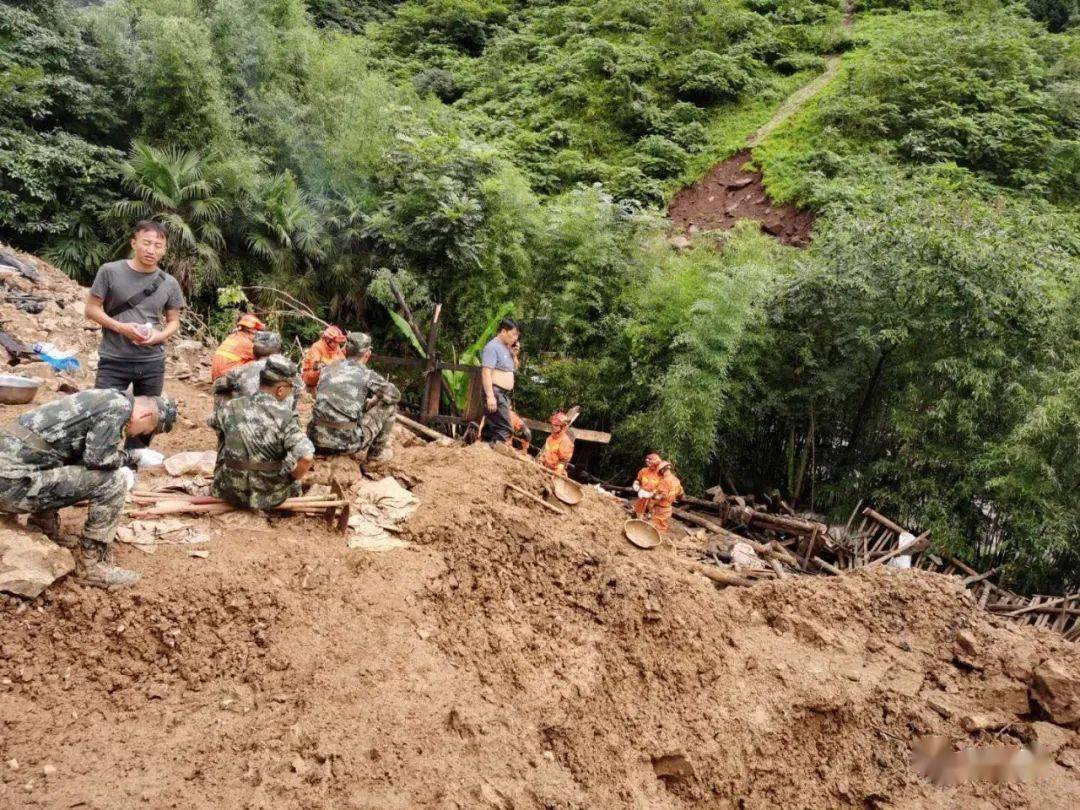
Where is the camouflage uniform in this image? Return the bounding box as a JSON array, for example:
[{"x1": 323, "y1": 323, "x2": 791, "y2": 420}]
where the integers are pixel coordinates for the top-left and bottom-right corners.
[
  {"x1": 211, "y1": 331, "x2": 300, "y2": 418},
  {"x1": 307, "y1": 335, "x2": 400, "y2": 455},
  {"x1": 210, "y1": 358, "x2": 315, "y2": 509},
  {"x1": 0, "y1": 390, "x2": 133, "y2": 544},
  {"x1": 218, "y1": 358, "x2": 302, "y2": 411}
]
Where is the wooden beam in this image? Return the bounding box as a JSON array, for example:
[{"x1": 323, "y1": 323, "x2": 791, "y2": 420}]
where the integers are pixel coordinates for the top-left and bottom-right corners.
[{"x1": 521, "y1": 416, "x2": 611, "y2": 445}]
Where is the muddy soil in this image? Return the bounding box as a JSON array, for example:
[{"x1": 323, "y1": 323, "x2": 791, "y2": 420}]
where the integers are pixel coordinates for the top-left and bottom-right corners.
[
  {"x1": 668, "y1": 150, "x2": 814, "y2": 247},
  {"x1": 2, "y1": 248, "x2": 1080, "y2": 809}
]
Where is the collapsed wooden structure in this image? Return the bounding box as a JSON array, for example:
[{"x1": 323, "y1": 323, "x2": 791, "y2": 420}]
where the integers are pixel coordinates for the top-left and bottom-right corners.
[{"x1": 674, "y1": 490, "x2": 1080, "y2": 641}]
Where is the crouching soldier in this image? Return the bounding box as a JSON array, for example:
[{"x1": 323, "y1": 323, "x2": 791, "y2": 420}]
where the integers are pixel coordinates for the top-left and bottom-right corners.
[
  {"x1": 213, "y1": 331, "x2": 301, "y2": 416},
  {"x1": 0, "y1": 390, "x2": 178, "y2": 589},
  {"x1": 308, "y1": 332, "x2": 400, "y2": 462},
  {"x1": 210, "y1": 356, "x2": 314, "y2": 509}
]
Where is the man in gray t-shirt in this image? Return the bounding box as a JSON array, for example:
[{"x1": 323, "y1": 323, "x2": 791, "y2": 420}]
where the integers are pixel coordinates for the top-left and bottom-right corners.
[
  {"x1": 480, "y1": 318, "x2": 521, "y2": 446},
  {"x1": 85, "y1": 221, "x2": 185, "y2": 447}
]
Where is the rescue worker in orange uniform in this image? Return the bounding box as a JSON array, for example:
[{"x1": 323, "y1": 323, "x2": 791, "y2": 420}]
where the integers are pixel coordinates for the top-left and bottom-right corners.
[
  {"x1": 301, "y1": 325, "x2": 347, "y2": 389},
  {"x1": 210, "y1": 312, "x2": 264, "y2": 381},
  {"x1": 631, "y1": 453, "x2": 664, "y2": 519},
  {"x1": 537, "y1": 411, "x2": 574, "y2": 475},
  {"x1": 650, "y1": 461, "x2": 684, "y2": 533}
]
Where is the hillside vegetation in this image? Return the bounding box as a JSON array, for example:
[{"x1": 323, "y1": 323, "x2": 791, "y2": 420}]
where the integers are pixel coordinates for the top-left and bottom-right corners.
[{"x1": 1, "y1": 0, "x2": 1078, "y2": 592}]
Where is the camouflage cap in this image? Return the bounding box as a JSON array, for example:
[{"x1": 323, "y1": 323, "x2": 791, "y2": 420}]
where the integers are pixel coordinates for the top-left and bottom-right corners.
[
  {"x1": 260, "y1": 355, "x2": 297, "y2": 386},
  {"x1": 152, "y1": 395, "x2": 178, "y2": 435},
  {"x1": 252, "y1": 330, "x2": 282, "y2": 357},
  {"x1": 345, "y1": 331, "x2": 372, "y2": 357}
]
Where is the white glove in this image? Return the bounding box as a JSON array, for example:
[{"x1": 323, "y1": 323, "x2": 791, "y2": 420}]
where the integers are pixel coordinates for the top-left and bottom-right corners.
[
  {"x1": 638, "y1": 490, "x2": 653, "y2": 499},
  {"x1": 128, "y1": 448, "x2": 165, "y2": 469},
  {"x1": 119, "y1": 466, "x2": 136, "y2": 492},
  {"x1": 632, "y1": 482, "x2": 641, "y2": 493}
]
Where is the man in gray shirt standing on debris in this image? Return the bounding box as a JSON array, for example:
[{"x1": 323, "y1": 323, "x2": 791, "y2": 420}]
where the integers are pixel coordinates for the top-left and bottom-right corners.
[
  {"x1": 84, "y1": 220, "x2": 185, "y2": 447},
  {"x1": 480, "y1": 318, "x2": 521, "y2": 446}
]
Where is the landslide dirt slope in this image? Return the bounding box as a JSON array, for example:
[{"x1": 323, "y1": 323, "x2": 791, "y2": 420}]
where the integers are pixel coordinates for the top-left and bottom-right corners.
[
  {"x1": 1, "y1": 443, "x2": 1079, "y2": 808},
  {"x1": 1, "y1": 248, "x2": 1080, "y2": 809}
]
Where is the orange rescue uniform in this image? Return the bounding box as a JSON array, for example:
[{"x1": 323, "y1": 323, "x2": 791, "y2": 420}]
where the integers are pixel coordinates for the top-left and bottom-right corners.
[
  {"x1": 301, "y1": 339, "x2": 346, "y2": 388},
  {"x1": 211, "y1": 331, "x2": 255, "y2": 381},
  {"x1": 538, "y1": 431, "x2": 574, "y2": 475},
  {"x1": 633, "y1": 466, "x2": 663, "y2": 519},
  {"x1": 651, "y1": 470, "x2": 684, "y2": 533}
]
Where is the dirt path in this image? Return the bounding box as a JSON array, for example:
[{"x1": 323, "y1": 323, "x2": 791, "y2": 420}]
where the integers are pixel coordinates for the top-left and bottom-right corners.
[{"x1": 747, "y1": 55, "x2": 840, "y2": 148}]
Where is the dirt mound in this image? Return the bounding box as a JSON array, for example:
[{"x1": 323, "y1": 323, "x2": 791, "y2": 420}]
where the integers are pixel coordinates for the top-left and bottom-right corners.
[
  {"x1": 5, "y1": 443, "x2": 1077, "y2": 807},
  {"x1": 668, "y1": 150, "x2": 814, "y2": 247}
]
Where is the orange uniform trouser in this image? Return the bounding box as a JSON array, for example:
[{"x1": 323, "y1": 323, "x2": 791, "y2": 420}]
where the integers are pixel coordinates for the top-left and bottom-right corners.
[
  {"x1": 633, "y1": 497, "x2": 653, "y2": 519},
  {"x1": 651, "y1": 502, "x2": 673, "y2": 532}
]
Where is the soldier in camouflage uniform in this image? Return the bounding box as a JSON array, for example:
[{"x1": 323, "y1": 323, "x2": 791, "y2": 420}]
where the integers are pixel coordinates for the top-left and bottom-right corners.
[
  {"x1": 308, "y1": 332, "x2": 400, "y2": 461},
  {"x1": 212, "y1": 331, "x2": 301, "y2": 417},
  {"x1": 210, "y1": 356, "x2": 315, "y2": 509},
  {"x1": 0, "y1": 390, "x2": 178, "y2": 590}
]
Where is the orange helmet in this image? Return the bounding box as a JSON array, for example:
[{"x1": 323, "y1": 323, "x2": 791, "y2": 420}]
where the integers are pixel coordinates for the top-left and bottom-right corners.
[
  {"x1": 237, "y1": 313, "x2": 264, "y2": 331},
  {"x1": 550, "y1": 411, "x2": 569, "y2": 428},
  {"x1": 658, "y1": 461, "x2": 673, "y2": 474},
  {"x1": 645, "y1": 453, "x2": 662, "y2": 467},
  {"x1": 322, "y1": 325, "x2": 346, "y2": 344}
]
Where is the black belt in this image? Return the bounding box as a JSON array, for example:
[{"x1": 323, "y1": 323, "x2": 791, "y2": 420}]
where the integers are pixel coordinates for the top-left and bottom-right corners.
[
  {"x1": 313, "y1": 417, "x2": 358, "y2": 430},
  {"x1": 222, "y1": 458, "x2": 281, "y2": 472},
  {"x1": 3, "y1": 423, "x2": 55, "y2": 454}
]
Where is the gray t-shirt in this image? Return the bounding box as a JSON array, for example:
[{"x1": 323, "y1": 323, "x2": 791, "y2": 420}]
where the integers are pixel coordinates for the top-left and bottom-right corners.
[
  {"x1": 480, "y1": 337, "x2": 514, "y2": 372},
  {"x1": 89, "y1": 260, "x2": 185, "y2": 361}
]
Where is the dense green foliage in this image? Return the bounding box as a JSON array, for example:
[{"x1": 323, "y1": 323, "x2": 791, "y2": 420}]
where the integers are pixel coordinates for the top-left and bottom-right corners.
[{"x1": 0, "y1": 0, "x2": 1078, "y2": 591}]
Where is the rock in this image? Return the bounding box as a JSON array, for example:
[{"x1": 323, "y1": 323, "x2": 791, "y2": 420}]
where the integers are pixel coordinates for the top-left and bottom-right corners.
[
  {"x1": 726, "y1": 176, "x2": 754, "y2": 190},
  {"x1": 669, "y1": 235, "x2": 691, "y2": 250},
  {"x1": 1028, "y1": 721, "x2": 1074, "y2": 755},
  {"x1": 0, "y1": 267, "x2": 35, "y2": 293},
  {"x1": 761, "y1": 219, "x2": 784, "y2": 236},
  {"x1": 0, "y1": 526, "x2": 75, "y2": 598},
  {"x1": 983, "y1": 677, "x2": 1031, "y2": 715},
  {"x1": 1032, "y1": 659, "x2": 1080, "y2": 727},
  {"x1": 926, "y1": 693, "x2": 957, "y2": 719},
  {"x1": 41, "y1": 764, "x2": 56, "y2": 777},
  {"x1": 961, "y1": 713, "x2": 1009, "y2": 733},
  {"x1": 19, "y1": 362, "x2": 55, "y2": 379},
  {"x1": 952, "y1": 629, "x2": 982, "y2": 670},
  {"x1": 652, "y1": 753, "x2": 695, "y2": 782}
]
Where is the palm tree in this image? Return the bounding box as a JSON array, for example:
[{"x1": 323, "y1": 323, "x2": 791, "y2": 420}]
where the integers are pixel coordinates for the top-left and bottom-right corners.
[
  {"x1": 244, "y1": 172, "x2": 328, "y2": 278},
  {"x1": 112, "y1": 141, "x2": 227, "y2": 292}
]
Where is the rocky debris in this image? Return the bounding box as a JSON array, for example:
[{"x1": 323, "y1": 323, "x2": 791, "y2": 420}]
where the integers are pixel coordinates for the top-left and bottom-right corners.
[
  {"x1": 0, "y1": 249, "x2": 41, "y2": 284},
  {"x1": 668, "y1": 149, "x2": 815, "y2": 247},
  {"x1": 1032, "y1": 658, "x2": 1080, "y2": 727},
  {"x1": 0, "y1": 524, "x2": 75, "y2": 597},
  {"x1": 1026, "y1": 721, "x2": 1076, "y2": 755}
]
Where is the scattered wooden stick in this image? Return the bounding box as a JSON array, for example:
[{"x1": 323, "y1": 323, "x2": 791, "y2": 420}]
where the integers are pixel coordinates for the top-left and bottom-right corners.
[
  {"x1": 396, "y1": 413, "x2": 449, "y2": 443},
  {"x1": 504, "y1": 483, "x2": 566, "y2": 515},
  {"x1": 864, "y1": 531, "x2": 930, "y2": 568},
  {"x1": 688, "y1": 562, "x2": 754, "y2": 588}
]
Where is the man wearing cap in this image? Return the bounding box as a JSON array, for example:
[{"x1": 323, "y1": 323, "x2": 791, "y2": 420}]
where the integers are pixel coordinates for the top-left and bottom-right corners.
[
  {"x1": 537, "y1": 412, "x2": 574, "y2": 476},
  {"x1": 631, "y1": 453, "x2": 664, "y2": 520},
  {"x1": 213, "y1": 331, "x2": 302, "y2": 416},
  {"x1": 301, "y1": 325, "x2": 347, "y2": 389},
  {"x1": 650, "y1": 461, "x2": 684, "y2": 533},
  {"x1": 211, "y1": 312, "x2": 265, "y2": 381},
  {"x1": 210, "y1": 356, "x2": 315, "y2": 509},
  {"x1": 308, "y1": 332, "x2": 400, "y2": 462},
  {"x1": 0, "y1": 390, "x2": 178, "y2": 589}
]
